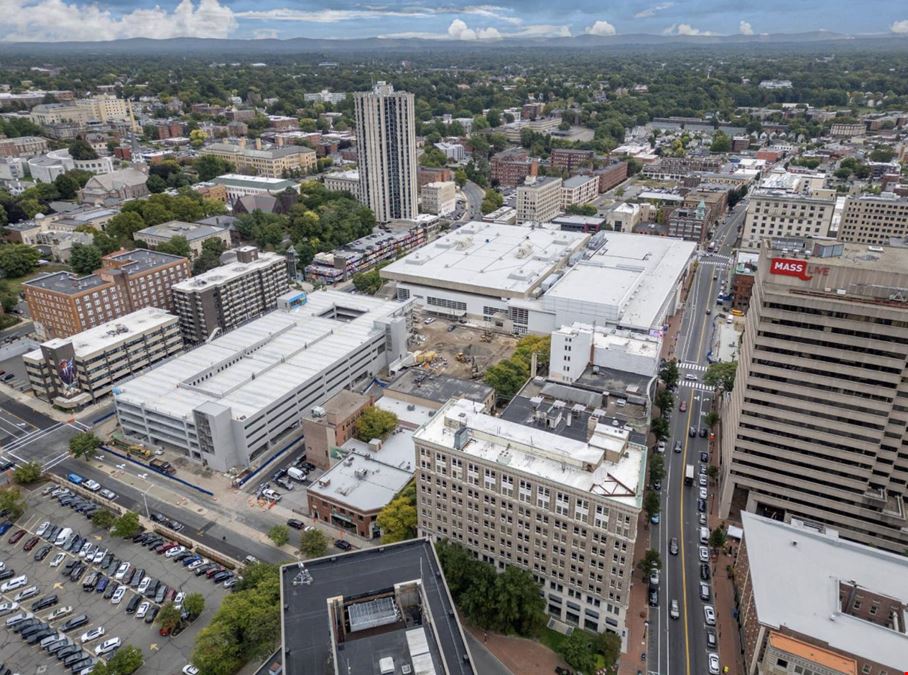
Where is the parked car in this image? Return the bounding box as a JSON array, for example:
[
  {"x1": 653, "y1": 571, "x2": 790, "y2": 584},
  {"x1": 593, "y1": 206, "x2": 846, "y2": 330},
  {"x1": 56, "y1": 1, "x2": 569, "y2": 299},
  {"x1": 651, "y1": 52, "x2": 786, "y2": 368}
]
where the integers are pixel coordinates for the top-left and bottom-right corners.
[
  {"x1": 334, "y1": 539, "x2": 352, "y2": 551},
  {"x1": 8, "y1": 529, "x2": 25, "y2": 544},
  {"x1": 703, "y1": 605, "x2": 716, "y2": 626},
  {"x1": 60, "y1": 615, "x2": 89, "y2": 633},
  {"x1": 287, "y1": 519, "x2": 304, "y2": 530},
  {"x1": 95, "y1": 637, "x2": 121, "y2": 655},
  {"x1": 31, "y1": 595, "x2": 58, "y2": 612},
  {"x1": 80, "y1": 626, "x2": 105, "y2": 643},
  {"x1": 111, "y1": 587, "x2": 126, "y2": 605},
  {"x1": 135, "y1": 602, "x2": 150, "y2": 619}
]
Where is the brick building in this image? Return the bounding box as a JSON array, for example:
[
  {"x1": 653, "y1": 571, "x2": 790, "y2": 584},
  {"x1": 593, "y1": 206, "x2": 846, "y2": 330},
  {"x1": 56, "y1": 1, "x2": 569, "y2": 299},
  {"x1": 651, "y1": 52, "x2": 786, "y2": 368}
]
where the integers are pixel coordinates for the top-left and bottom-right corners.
[
  {"x1": 301, "y1": 390, "x2": 372, "y2": 470},
  {"x1": 491, "y1": 148, "x2": 538, "y2": 188},
  {"x1": 550, "y1": 148, "x2": 594, "y2": 173},
  {"x1": 592, "y1": 160, "x2": 629, "y2": 193}
]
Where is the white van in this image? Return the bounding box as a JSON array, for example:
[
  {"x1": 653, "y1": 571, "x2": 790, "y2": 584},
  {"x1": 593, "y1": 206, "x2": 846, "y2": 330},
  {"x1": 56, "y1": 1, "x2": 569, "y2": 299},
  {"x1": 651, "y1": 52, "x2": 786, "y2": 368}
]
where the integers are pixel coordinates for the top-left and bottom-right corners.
[
  {"x1": 699, "y1": 526, "x2": 710, "y2": 544},
  {"x1": 54, "y1": 527, "x2": 73, "y2": 547},
  {"x1": 1, "y1": 575, "x2": 28, "y2": 593},
  {"x1": 287, "y1": 467, "x2": 307, "y2": 482}
]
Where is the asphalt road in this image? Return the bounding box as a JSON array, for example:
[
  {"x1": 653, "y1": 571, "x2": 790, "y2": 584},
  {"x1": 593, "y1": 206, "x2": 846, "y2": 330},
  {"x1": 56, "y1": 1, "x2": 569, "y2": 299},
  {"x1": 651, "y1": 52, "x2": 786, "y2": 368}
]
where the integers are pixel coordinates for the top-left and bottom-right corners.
[
  {"x1": 648, "y1": 202, "x2": 744, "y2": 675},
  {"x1": 461, "y1": 180, "x2": 484, "y2": 222}
]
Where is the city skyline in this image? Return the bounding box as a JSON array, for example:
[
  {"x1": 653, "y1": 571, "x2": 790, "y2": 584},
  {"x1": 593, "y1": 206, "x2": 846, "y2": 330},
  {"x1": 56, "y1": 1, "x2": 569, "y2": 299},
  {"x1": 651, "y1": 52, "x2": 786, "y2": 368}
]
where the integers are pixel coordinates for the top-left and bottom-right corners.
[{"x1": 3, "y1": 0, "x2": 908, "y2": 43}]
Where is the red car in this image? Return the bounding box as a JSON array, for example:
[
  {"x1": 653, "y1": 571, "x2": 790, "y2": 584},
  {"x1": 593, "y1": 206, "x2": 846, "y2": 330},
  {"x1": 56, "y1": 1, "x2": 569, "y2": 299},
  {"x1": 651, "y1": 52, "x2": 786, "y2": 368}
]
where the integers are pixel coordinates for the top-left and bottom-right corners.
[
  {"x1": 8, "y1": 529, "x2": 25, "y2": 544},
  {"x1": 22, "y1": 536, "x2": 39, "y2": 551},
  {"x1": 679, "y1": 400, "x2": 687, "y2": 412},
  {"x1": 157, "y1": 542, "x2": 177, "y2": 554}
]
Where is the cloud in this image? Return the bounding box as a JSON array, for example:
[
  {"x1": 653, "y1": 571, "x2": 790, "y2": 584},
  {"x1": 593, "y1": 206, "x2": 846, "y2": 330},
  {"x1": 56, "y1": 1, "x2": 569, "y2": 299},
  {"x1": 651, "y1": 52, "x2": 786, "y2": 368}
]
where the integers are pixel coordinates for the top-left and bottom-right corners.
[
  {"x1": 585, "y1": 20, "x2": 617, "y2": 36},
  {"x1": 236, "y1": 4, "x2": 521, "y2": 26},
  {"x1": 663, "y1": 23, "x2": 714, "y2": 36},
  {"x1": 2, "y1": 0, "x2": 237, "y2": 41},
  {"x1": 477, "y1": 26, "x2": 503, "y2": 39},
  {"x1": 447, "y1": 18, "x2": 476, "y2": 40},
  {"x1": 380, "y1": 20, "x2": 568, "y2": 41},
  {"x1": 635, "y1": 2, "x2": 674, "y2": 19},
  {"x1": 253, "y1": 29, "x2": 278, "y2": 40},
  {"x1": 891, "y1": 19, "x2": 908, "y2": 33},
  {"x1": 739, "y1": 20, "x2": 754, "y2": 35},
  {"x1": 508, "y1": 24, "x2": 571, "y2": 38}
]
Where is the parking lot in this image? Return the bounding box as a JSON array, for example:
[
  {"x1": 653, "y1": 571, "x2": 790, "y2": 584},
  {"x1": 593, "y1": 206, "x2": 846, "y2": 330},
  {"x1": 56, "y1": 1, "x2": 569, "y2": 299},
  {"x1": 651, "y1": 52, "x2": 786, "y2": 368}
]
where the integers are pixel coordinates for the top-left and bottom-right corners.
[{"x1": 0, "y1": 486, "x2": 229, "y2": 674}]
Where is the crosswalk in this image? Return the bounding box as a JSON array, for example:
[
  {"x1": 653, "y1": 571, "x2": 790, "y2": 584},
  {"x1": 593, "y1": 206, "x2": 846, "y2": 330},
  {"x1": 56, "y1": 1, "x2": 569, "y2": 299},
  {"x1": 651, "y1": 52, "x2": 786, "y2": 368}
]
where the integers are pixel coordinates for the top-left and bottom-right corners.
[
  {"x1": 679, "y1": 380, "x2": 713, "y2": 392},
  {"x1": 697, "y1": 259, "x2": 729, "y2": 268},
  {"x1": 680, "y1": 362, "x2": 707, "y2": 372}
]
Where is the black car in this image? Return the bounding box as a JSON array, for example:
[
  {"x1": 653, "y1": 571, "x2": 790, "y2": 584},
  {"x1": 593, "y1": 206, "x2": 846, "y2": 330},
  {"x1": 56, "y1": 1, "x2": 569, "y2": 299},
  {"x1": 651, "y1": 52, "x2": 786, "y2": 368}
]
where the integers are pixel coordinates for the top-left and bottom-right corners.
[
  {"x1": 132, "y1": 532, "x2": 149, "y2": 543},
  {"x1": 334, "y1": 539, "x2": 352, "y2": 551},
  {"x1": 0, "y1": 569, "x2": 14, "y2": 581},
  {"x1": 34, "y1": 544, "x2": 52, "y2": 561},
  {"x1": 70, "y1": 658, "x2": 94, "y2": 672},
  {"x1": 60, "y1": 614, "x2": 88, "y2": 633},
  {"x1": 64, "y1": 559, "x2": 79, "y2": 572},
  {"x1": 673, "y1": 441, "x2": 682, "y2": 453},
  {"x1": 700, "y1": 451, "x2": 709, "y2": 463},
  {"x1": 699, "y1": 563, "x2": 711, "y2": 581},
  {"x1": 648, "y1": 587, "x2": 659, "y2": 607},
  {"x1": 12, "y1": 619, "x2": 39, "y2": 634},
  {"x1": 31, "y1": 594, "x2": 58, "y2": 611},
  {"x1": 47, "y1": 639, "x2": 72, "y2": 654},
  {"x1": 125, "y1": 594, "x2": 141, "y2": 614},
  {"x1": 150, "y1": 512, "x2": 167, "y2": 524},
  {"x1": 688, "y1": 426, "x2": 697, "y2": 438},
  {"x1": 145, "y1": 579, "x2": 160, "y2": 597},
  {"x1": 104, "y1": 582, "x2": 119, "y2": 600},
  {"x1": 56, "y1": 646, "x2": 80, "y2": 660},
  {"x1": 101, "y1": 553, "x2": 114, "y2": 569},
  {"x1": 69, "y1": 564, "x2": 86, "y2": 582},
  {"x1": 144, "y1": 605, "x2": 159, "y2": 624},
  {"x1": 63, "y1": 652, "x2": 87, "y2": 668},
  {"x1": 21, "y1": 623, "x2": 48, "y2": 639},
  {"x1": 173, "y1": 551, "x2": 192, "y2": 563},
  {"x1": 697, "y1": 498, "x2": 707, "y2": 513},
  {"x1": 286, "y1": 519, "x2": 304, "y2": 530},
  {"x1": 706, "y1": 628, "x2": 717, "y2": 648},
  {"x1": 212, "y1": 570, "x2": 231, "y2": 583},
  {"x1": 82, "y1": 572, "x2": 98, "y2": 591},
  {"x1": 699, "y1": 427, "x2": 708, "y2": 438},
  {"x1": 130, "y1": 569, "x2": 145, "y2": 588},
  {"x1": 27, "y1": 628, "x2": 55, "y2": 645}
]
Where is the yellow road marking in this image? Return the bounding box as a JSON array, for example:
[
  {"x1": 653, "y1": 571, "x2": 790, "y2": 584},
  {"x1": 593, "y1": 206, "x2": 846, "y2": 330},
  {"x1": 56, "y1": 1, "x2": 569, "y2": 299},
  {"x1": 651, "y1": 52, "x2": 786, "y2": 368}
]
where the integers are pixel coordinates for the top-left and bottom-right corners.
[{"x1": 680, "y1": 387, "x2": 695, "y2": 675}]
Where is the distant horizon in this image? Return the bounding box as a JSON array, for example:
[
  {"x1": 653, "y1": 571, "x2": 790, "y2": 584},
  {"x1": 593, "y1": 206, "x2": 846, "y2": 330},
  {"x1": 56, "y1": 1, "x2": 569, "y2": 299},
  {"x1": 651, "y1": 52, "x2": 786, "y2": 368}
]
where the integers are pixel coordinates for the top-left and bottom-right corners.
[{"x1": 3, "y1": 0, "x2": 908, "y2": 44}]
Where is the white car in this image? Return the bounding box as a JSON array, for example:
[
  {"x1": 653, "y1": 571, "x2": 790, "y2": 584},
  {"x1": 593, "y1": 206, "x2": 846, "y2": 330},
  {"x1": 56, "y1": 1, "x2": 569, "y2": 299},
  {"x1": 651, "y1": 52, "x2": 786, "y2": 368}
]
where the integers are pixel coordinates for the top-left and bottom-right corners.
[
  {"x1": 0, "y1": 561, "x2": 5, "y2": 571},
  {"x1": 49, "y1": 552, "x2": 66, "y2": 567},
  {"x1": 698, "y1": 546, "x2": 710, "y2": 562},
  {"x1": 93, "y1": 548, "x2": 107, "y2": 564},
  {"x1": 670, "y1": 599, "x2": 680, "y2": 620},
  {"x1": 111, "y1": 587, "x2": 126, "y2": 605},
  {"x1": 95, "y1": 636, "x2": 121, "y2": 655},
  {"x1": 261, "y1": 489, "x2": 281, "y2": 502},
  {"x1": 81, "y1": 626, "x2": 105, "y2": 643},
  {"x1": 1, "y1": 575, "x2": 28, "y2": 592},
  {"x1": 704, "y1": 604, "x2": 716, "y2": 626},
  {"x1": 182, "y1": 666, "x2": 199, "y2": 675},
  {"x1": 99, "y1": 489, "x2": 117, "y2": 500},
  {"x1": 83, "y1": 480, "x2": 101, "y2": 492},
  {"x1": 165, "y1": 546, "x2": 186, "y2": 559},
  {"x1": 187, "y1": 559, "x2": 207, "y2": 571},
  {"x1": 699, "y1": 487, "x2": 708, "y2": 500},
  {"x1": 114, "y1": 563, "x2": 131, "y2": 580},
  {"x1": 698, "y1": 474, "x2": 707, "y2": 487},
  {"x1": 0, "y1": 601, "x2": 18, "y2": 615},
  {"x1": 36, "y1": 521, "x2": 50, "y2": 537},
  {"x1": 137, "y1": 577, "x2": 151, "y2": 594},
  {"x1": 14, "y1": 585, "x2": 39, "y2": 602},
  {"x1": 174, "y1": 592, "x2": 185, "y2": 607},
  {"x1": 708, "y1": 652, "x2": 720, "y2": 675},
  {"x1": 684, "y1": 373, "x2": 698, "y2": 381},
  {"x1": 79, "y1": 542, "x2": 93, "y2": 558},
  {"x1": 135, "y1": 602, "x2": 150, "y2": 619},
  {"x1": 656, "y1": 441, "x2": 666, "y2": 454},
  {"x1": 47, "y1": 605, "x2": 72, "y2": 621}
]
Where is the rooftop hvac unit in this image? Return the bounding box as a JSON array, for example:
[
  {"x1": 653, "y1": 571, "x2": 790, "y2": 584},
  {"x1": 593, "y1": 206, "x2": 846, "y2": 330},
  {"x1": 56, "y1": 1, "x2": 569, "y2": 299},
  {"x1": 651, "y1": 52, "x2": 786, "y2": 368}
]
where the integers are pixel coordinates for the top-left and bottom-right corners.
[{"x1": 311, "y1": 406, "x2": 326, "y2": 418}]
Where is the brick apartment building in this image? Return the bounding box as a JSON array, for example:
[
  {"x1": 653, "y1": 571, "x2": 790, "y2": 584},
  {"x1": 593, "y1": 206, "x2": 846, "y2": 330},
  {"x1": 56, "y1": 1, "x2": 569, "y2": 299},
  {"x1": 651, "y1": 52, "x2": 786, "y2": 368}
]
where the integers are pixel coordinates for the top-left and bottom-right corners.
[
  {"x1": 24, "y1": 249, "x2": 190, "y2": 339},
  {"x1": 491, "y1": 148, "x2": 539, "y2": 188},
  {"x1": 417, "y1": 166, "x2": 454, "y2": 189},
  {"x1": 593, "y1": 160, "x2": 629, "y2": 193},
  {"x1": 550, "y1": 149, "x2": 594, "y2": 173}
]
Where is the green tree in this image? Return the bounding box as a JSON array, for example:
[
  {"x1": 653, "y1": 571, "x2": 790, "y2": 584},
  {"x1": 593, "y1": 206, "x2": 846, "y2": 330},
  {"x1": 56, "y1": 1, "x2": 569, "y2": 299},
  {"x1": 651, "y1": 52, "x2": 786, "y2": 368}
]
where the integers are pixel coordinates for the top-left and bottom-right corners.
[
  {"x1": 655, "y1": 389, "x2": 674, "y2": 414},
  {"x1": 559, "y1": 629, "x2": 598, "y2": 674},
  {"x1": 0, "y1": 487, "x2": 26, "y2": 519},
  {"x1": 565, "y1": 203, "x2": 597, "y2": 216},
  {"x1": 69, "y1": 243, "x2": 103, "y2": 274},
  {"x1": 637, "y1": 548, "x2": 662, "y2": 579},
  {"x1": 480, "y1": 188, "x2": 503, "y2": 214},
  {"x1": 484, "y1": 359, "x2": 528, "y2": 402},
  {"x1": 706, "y1": 411, "x2": 720, "y2": 428},
  {"x1": 704, "y1": 361, "x2": 737, "y2": 393},
  {"x1": 644, "y1": 490, "x2": 661, "y2": 519},
  {"x1": 68, "y1": 138, "x2": 98, "y2": 161},
  {"x1": 454, "y1": 168, "x2": 467, "y2": 187},
  {"x1": 268, "y1": 525, "x2": 289, "y2": 546},
  {"x1": 650, "y1": 416, "x2": 670, "y2": 441},
  {"x1": 91, "y1": 644, "x2": 143, "y2": 675},
  {"x1": 156, "y1": 602, "x2": 183, "y2": 632},
  {"x1": 195, "y1": 155, "x2": 235, "y2": 181},
  {"x1": 300, "y1": 528, "x2": 329, "y2": 557},
  {"x1": 93, "y1": 230, "x2": 121, "y2": 255},
  {"x1": 352, "y1": 268, "x2": 384, "y2": 295},
  {"x1": 106, "y1": 211, "x2": 146, "y2": 243},
  {"x1": 183, "y1": 592, "x2": 205, "y2": 619},
  {"x1": 146, "y1": 174, "x2": 168, "y2": 193},
  {"x1": 53, "y1": 172, "x2": 81, "y2": 199},
  {"x1": 91, "y1": 509, "x2": 117, "y2": 530},
  {"x1": 710, "y1": 131, "x2": 731, "y2": 152},
  {"x1": 594, "y1": 631, "x2": 621, "y2": 670},
  {"x1": 649, "y1": 453, "x2": 665, "y2": 484},
  {"x1": 707, "y1": 465, "x2": 719, "y2": 482},
  {"x1": 659, "y1": 359, "x2": 680, "y2": 387},
  {"x1": 156, "y1": 235, "x2": 192, "y2": 258},
  {"x1": 0, "y1": 244, "x2": 41, "y2": 278},
  {"x1": 869, "y1": 147, "x2": 894, "y2": 162},
  {"x1": 709, "y1": 526, "x2": 727, "y2": 549},
  {"x1": 420, "y1": 145, "x2": 449, "y2": 168},
  {"x1": 189, "y1": 129, "x2": 208, "y2": 149},
  {"x1": 354, "y1": 406, "x2": 398, "y2": 442},
  {"x1": 111, "y1": 511, "x2": 141, "y2": 538},
  {"x1": 12, "y1": 461, "x2": 41, "y2": 484},
  {"x1": 377, "y1": 482, "x2": 417, "y2": 543},
  {"x1": 69, "y1": 431, "x2": 101, "y2": 460}
]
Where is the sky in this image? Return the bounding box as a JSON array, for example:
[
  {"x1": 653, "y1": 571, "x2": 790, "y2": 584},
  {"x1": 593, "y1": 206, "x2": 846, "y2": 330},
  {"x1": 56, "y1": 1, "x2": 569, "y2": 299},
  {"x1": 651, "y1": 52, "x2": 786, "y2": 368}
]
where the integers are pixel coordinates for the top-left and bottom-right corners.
[{"x1": 2, "y1": 0, "x2": 908, "y2": 42}]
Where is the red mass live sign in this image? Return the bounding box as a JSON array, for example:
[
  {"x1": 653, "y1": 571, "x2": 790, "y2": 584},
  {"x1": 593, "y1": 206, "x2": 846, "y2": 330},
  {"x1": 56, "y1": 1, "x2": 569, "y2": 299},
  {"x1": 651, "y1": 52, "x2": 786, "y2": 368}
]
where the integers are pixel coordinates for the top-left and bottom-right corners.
[{"x1": 770, "y1": 257, "x2": 812, "y2": 281}]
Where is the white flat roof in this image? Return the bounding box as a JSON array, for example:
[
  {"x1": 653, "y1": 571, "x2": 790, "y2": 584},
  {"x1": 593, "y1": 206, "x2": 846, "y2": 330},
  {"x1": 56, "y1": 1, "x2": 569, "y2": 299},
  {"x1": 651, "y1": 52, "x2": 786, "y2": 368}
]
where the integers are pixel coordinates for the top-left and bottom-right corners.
[
  {"x1": 172, "y1": 251, "x2": 285, "y2": 292},
  {"x1": 114, "y1": 291, "x2": 406, "y2": 422},
  {"x1": 414, "y1": 398, "x2": 644, "y2": 508},
  {"x1": 742, "y1": 512, "x2": 908, "y2": 670},
  {"x1": 307, "y1": 431, "x2": 415, "y2": 512},
  {"x1": 25, "y1": 307, "x2": 177, "y2": 361},
  {"x1": 543, "y1": 232, "x2": 696, "y2": 332},
  {"x1": 381, "y1": 222, "x2": 588, "y2": 298}
]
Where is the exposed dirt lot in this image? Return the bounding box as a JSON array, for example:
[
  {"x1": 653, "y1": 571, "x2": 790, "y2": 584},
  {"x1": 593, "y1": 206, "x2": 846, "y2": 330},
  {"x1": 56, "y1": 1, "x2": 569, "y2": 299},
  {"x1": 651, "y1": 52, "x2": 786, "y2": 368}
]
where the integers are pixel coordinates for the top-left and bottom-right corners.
[{"x1": 409, "y1": 314, "x2": 517, "y2": 380}]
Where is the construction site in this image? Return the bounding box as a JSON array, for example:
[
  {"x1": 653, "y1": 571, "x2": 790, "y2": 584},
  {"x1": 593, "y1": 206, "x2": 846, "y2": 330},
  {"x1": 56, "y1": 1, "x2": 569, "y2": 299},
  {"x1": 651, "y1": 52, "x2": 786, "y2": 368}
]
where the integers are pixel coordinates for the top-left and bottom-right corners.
[{"x1": 403, "y1": 313, "x2": 518, "y2": 381}]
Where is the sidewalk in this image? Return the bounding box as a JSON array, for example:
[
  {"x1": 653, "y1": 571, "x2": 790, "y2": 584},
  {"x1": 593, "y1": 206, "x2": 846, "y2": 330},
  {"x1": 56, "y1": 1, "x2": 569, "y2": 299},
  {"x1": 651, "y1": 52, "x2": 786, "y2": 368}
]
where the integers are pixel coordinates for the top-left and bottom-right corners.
[
  {"x1": 464, "y1": 625, "x2": 568, "y2": 675},
  {"x1": 708, "y1": 514, "x2": 744, "y2": 674},
  {"x1": 618, "y1": 508, "x2": 651, "y2": 675}
]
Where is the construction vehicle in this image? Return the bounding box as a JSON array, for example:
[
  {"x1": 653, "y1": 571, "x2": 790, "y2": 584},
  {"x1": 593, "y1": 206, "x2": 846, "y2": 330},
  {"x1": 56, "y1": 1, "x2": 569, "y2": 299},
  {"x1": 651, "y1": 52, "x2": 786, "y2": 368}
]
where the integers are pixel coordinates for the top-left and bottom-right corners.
[{"x1": 149, "y1": 458, "x2": 176, "y2": 475}]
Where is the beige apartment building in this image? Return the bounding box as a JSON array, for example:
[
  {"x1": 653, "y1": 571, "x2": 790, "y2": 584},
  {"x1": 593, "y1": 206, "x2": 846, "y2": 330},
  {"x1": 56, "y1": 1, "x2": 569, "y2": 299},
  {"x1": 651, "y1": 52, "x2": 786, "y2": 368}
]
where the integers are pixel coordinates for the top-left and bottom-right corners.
[
  {"x1": 719, "y1": 237, "x2": 908, "y2": 553},
  {"x1": 560, "y1": 175, "x2": 599, "y2": 210},
  {"x1": 355, "y1": 82, "x2": 419, "y2": 222},
  {"x1": 420, "y1": 180, "x2": 456, "y2": 215},
  {"x1": 838, "y1": 193, "x2": 908, "y2": 245},
  {"x1": 414, "y1": 398, "x2": 645, "y2": 642},
  {"x1": 517, "y1": 176, "x2": 563, "y2": 223},
  {"x1": 30, "y1": 95, "x2": 131, "y2": 126},
  {"x1": 741, "y1": 191, "x2": 837, "y2": 249},
  {"x1": 200, "y1": 141, "x2": 316, "y2": 179}
]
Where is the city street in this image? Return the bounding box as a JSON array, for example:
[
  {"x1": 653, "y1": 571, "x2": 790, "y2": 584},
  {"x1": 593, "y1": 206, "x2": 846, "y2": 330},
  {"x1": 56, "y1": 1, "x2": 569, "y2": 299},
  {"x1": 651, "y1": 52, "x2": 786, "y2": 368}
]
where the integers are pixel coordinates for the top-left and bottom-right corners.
[{"x1": 647, "y1": 202, "x2": 743, "y2": 675}]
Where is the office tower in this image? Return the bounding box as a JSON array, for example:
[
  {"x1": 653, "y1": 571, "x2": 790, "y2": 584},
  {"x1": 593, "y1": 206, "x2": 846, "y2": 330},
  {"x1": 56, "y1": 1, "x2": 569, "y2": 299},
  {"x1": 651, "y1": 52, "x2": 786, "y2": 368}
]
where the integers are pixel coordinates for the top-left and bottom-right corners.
[
  {"x1": 355, "y1": 82, "x2": 418, "y2": 222},
  {"x1": 719, "y1": 237, "x2": 908, "y2": 553}
]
